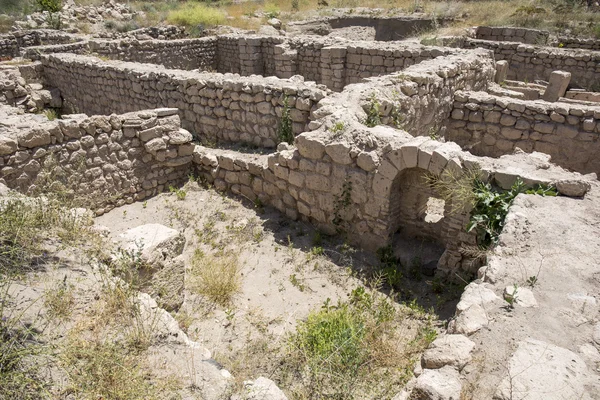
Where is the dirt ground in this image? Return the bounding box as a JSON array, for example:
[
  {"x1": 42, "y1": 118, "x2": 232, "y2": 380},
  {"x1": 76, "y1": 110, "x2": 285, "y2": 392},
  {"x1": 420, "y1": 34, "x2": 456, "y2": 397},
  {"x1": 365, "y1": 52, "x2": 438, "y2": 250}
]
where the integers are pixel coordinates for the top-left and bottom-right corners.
[{"x1": 3, "y1": 179, "x2": 465, "y2": 399}]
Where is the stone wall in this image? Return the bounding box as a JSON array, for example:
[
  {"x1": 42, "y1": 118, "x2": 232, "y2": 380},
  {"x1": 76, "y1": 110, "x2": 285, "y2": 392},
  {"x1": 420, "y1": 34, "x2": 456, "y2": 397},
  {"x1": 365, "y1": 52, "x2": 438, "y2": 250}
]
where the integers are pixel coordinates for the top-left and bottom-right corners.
[
  {"x1": 41, "y1": 53, "x2": 328, "y2": 148},
  {"x1": 312, "y1": 49, "x2": 496, "y2": 138},
  {"x1": 88, "y1": 38, "x2": 217, "y2": 71},
  {"x1": 458, "y1": 38, "x2": 600, "y2": 91},
  {"x1": 553, "y1": 36, "x2": 600, "y2": 51},
  {"x1": 0, "y1": 107, "x2": 194, "y2": 213},
  {"x1": 474, "y1": 26, "x2": 549, "y2": 45},
  {"x1": 191, "y1": 133, "x2": 478, "y2": 275},
  {"x1": 22, "y1": 42, "x2": 90, "y2": 60},
  {"x1": 0, "y1": 29, "x2": 80, "y2": 58},
  {"x1": 0, "y1": 35, "x2": 18, "y2": 58},
  {"x1": 287, "y1": 15, "x2": 438, "y2": 41},
  {"x1": 445, "y1": 91, "x2": 600, "y2": 176}
]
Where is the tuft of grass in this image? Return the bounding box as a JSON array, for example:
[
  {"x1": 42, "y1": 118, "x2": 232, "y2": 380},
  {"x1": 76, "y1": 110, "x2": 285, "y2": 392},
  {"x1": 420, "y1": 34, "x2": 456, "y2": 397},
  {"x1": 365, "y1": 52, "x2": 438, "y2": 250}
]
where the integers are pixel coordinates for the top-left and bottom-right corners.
[
  {"x1": 167, "y1": 3, "x2": 226, "y2": 28},
  {"x1": 285, "y1": 287, "x2": 434, "y2": 399},
  {"x1": 60, "y1": 336, "x2": 159, "y2": 400},
  {"x1": 189, "y1": 249, "x2": 241, "y2": 307},
  {"x1": 0, "y1": 280, "x2": 49, "y2": 400},
  {"x1": 43, "y1": 277, "x2": 74, "y2": 320}
]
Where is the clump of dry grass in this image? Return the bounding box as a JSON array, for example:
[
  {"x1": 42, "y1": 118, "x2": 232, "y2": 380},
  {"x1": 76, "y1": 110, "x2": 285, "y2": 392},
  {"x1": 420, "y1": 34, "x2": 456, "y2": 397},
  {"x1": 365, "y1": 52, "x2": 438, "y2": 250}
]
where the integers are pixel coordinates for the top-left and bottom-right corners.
[
  {"x1": 189, "y1": 249, "x2": 241, "y2": 307},
  {"x1": 43, "y1": 278, "x2": 75, "y2": 320},
  {"x1": 60, "y1": 335, "x2": 159, "y2": 400},
  {"x1": 426, "y1": 167, "x2": 482, "y2": 214}
]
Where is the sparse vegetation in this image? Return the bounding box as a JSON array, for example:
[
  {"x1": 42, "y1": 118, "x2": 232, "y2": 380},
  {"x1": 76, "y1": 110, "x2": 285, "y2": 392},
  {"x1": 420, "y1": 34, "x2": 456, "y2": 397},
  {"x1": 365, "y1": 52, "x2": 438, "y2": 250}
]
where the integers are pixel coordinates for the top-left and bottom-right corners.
[
  {"x1": 190, "y1": 249, "x2": 241, "y2": 307},
  {"x1": 363, "y1": 93, "x2": 382, "y2": 128},
  {"x1": 278, "y1": 95, "x2": 294, "y2": 145},
  {"x1": 285, "y1": 287, "x2": 436, "y2": 399},
  {"x1": 166, "y1": 3, "x2": 226, "y2": 31}
]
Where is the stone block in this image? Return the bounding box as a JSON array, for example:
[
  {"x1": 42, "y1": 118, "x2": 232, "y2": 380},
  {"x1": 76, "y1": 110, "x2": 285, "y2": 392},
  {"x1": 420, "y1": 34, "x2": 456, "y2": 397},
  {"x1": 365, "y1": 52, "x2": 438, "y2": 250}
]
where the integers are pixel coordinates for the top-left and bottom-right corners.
[{"x1": 542, "y1": 70, "x2": 571, "y2": 102}]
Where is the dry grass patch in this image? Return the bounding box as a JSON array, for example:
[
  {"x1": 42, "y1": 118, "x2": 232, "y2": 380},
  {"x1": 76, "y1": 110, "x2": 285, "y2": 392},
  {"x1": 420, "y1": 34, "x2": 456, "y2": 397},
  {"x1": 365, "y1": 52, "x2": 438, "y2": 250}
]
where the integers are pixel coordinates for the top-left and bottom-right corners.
[{"x1": 189, "y1": 249, "x2": 241, "y2": 307}]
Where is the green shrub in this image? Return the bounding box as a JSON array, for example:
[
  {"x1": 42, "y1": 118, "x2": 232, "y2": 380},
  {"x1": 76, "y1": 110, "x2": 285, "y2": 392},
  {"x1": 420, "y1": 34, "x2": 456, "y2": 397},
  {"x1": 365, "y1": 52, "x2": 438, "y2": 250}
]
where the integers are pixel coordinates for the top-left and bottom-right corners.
[
  {"x1": 468, "y1": 178, "x2": 556, "y2": 247},
  {"x1": 278, "y1": 95, "x2": 294, "y2": 145},
  {"x1": 36, "y1": 0, "x2": 61, "y2": 13},
  {"x1": 363, "y1": 93, "x2": 381, "y2": 128},
  {"x1": 286, "y1": 288, "x2": 428, "y2": 398},
  {"x1": 166, "y1": 4, "x2": 226, "y2": 28}
]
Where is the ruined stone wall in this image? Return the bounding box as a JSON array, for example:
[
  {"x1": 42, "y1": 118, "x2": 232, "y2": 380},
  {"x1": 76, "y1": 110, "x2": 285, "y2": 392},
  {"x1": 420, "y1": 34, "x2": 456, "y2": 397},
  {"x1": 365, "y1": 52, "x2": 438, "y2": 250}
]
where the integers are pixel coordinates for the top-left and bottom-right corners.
[
  {"x1": 474, "y1": 26, "x2": 549, "y2": 45},
  {"x1": 0, "y1": 35, "x2": 18, "y2": 58},
  {"x1": 88, "y1": 38, "x2": 217, "y2": 71},
  {"x1": 0, "y1": 108, "x2": 193, "y2": 213},
  {"x1": 460, "y1": 39, "x2": 600, "y2": 90},
  {"x1": 354, "y1": 49, "x2": 496, "y2": 137},
  {"x1": 41, "y1": 53, "x2": 327, "y2": 148},
  {"x1": 445, "y1": 91, "x2": 600, "y2": 176},
  {"x1": 554, "y1": 36, "x2": 600, "y2": 51},
  {"x1": 0, "y1": 30, "x2": 80, "y2": 58},
  {"x1": 191, "y1": 131, "x2": 480, "y2": 275},
  {"x1": 217, "y1": 36, "x2": 241, "y2": 74},
  {"x1": 22, "y1": 42, "x2": 90, "y2": 60}
]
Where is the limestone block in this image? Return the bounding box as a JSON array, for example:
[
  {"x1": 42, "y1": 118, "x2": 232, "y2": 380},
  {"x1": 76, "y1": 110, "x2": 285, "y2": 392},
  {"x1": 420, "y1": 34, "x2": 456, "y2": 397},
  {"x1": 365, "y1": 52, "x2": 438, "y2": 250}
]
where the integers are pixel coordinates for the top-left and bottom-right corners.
[
  {"x1": 555, "y1": 179, "x2": 591, "y2": 197},
  {"x1": 495, "y1": 339, "x2": 590, "y2": 400},
  {"x1": 495, "y1": 60, "x2": 509, "y2": 83},
  {"x1": 145, "y1": 138, "x2": 167, "y2": 153},
  {"x1": 0, "y1": 136, "x2": 17, "y2": 156},
  {"x1": 357, "y1": 151, "x2": 380, "y2": 172},
  {"x1": 168, "y1": 128, "x2": 193, "y2": 145},
  {"x1": 401, "y1": 136, "x2": 429, "y2": 169},
  {"x1": 542, "y1": 71, "x2": 571, "y2": 102},
  {"x1": 18, "y1": 128, "x2": 51, "y2": 148},
  {"x1": 411, "y1": 366, "x2": 462, "y2": 400},
  {"x1": 296, "y1": 135, "x2": 325, "y2": 159},
  {"x1": 422, "y1": 334, "x2": 476, "y2": 370},
  {"x1": 325, "y1": 142, "x2": 352, "y2": 165},
  {"x1": 118, "y1": 223, "x2": 185, "y2": 267}
]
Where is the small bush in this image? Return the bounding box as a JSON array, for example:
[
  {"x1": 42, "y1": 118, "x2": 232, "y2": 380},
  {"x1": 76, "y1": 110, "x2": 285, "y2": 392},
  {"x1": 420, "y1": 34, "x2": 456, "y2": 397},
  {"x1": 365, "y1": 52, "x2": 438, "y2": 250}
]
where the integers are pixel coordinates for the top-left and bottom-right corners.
[
  {"x1": 278, "y1": 95, "x2": 294, "y2": 145},
  {"x1": 363, "y1": 93, "x2": 381, "y2": 128},
  {"x1": 44, "y1": 278, "x2": 74, "y2": 320},
  {"x1": 167, "y1": 4, "x2": 226, "y2": 28},
  {"x1": 190, "y1": 250, "x2": 240, "y2": 307},
  {"x1": 36, "y1": 0, "x2": 61, "y2": 13}
]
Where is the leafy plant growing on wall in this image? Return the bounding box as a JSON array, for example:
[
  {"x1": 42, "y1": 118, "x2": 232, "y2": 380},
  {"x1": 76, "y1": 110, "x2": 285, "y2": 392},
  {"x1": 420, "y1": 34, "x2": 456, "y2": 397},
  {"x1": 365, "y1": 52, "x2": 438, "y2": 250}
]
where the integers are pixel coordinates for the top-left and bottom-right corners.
[
  {"x1": 278, "y1": 95, "x2": 294, "y2": 145},
  {"x1": 363, "y1": 93, "x2": 381, "y2": 128},
  {"x1": 467, "y1": 178, "x2": 556, "y2": 247}
]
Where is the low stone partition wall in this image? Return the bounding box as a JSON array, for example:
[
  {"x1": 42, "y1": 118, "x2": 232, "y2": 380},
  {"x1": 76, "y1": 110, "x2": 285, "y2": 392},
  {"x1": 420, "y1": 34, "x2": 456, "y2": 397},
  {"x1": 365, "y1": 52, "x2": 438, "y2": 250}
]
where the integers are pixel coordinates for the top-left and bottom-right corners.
[
  {"x1": 0, "y1": 29, "x2": 81, "y2": 58},
  {"x1": 0, "y1": 35, "x2": 18, "y2": 58},
  {"x1": 445, "y1": 91, "x2": 600, "y2": 176},
  {"x1": 553, "y1": 36, "x2": 600, "y2": 51},
  {"x1": 41, "y1": 53, "x2": 328, "y2": 148},
  {"x1": 22, "y1": 41, "x2": 91, "y2": 60},
  {"x1": 287, "y1": 15, "x2": 438, "y2": 41},
  {"x1": 216, "y1": 35, "x2": 456, "y2": 91},
  {"x1": 458, "y1": 38, "x2": 600, "y2": 91},
  {"x1": 88, "y1": 38, "x2": 217, "y2": 71},
  {"x1": 473, "y1": 26, "x2": 549, "y2": 45},
  {"x1": 0, "y1": 107, "x2": 194, "y2": 213},
  {"x1": 311, "y1": 48, "x2": 495, "y2": 138}
]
